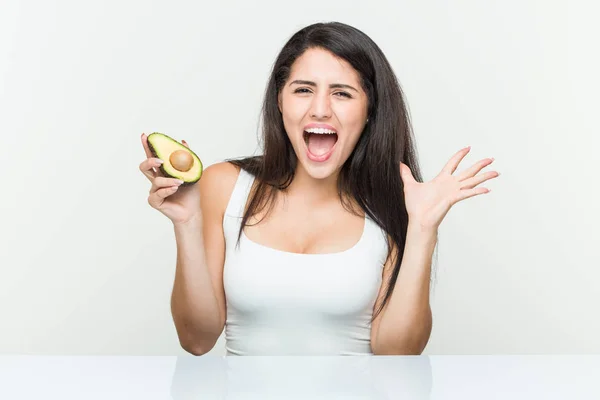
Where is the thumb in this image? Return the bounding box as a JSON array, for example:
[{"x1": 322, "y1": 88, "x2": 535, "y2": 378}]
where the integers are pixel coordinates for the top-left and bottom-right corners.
[
  {"x1": 182, "y1": 139, "x2": 189, "y2": 148},
  {"x1": 399, "y1": 162, "x2": 416, "y2": 184}
]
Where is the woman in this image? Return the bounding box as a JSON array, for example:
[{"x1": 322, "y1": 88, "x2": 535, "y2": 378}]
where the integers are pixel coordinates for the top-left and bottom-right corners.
[{"x1": 139, "y1": 22, "x2": 499, "y2": 356}]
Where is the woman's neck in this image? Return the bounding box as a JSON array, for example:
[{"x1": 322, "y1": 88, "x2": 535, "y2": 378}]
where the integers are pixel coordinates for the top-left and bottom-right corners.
[{"x1": 286, "y1": 164, "x2": 340, "y2": 206}]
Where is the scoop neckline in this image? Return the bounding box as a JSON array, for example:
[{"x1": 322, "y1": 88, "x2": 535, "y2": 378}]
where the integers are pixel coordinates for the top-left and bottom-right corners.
[{"x1": 241, "y1": 214, "x2": 368, "y2": 257}]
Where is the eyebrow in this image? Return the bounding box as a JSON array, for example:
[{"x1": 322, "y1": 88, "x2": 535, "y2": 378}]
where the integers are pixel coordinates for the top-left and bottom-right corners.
[{"x1": 289, "y1": 79, "x2": 359, "y2": 93}]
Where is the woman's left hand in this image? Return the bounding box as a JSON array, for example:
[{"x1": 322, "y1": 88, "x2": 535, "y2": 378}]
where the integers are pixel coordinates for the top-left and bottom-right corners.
[{"x1": 400, "y1": 146, "x2": 500, "y2": 232}]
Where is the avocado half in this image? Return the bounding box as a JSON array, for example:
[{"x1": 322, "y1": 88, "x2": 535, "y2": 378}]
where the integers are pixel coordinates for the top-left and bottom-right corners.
[{"x1": 146, "y1": 132, "x2": 203, "y2": 185}]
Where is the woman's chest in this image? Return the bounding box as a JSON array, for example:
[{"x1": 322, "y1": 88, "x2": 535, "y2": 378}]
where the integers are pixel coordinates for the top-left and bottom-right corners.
[{"x1": 243, "y1": 203, "x2": 365, "y2": 255}]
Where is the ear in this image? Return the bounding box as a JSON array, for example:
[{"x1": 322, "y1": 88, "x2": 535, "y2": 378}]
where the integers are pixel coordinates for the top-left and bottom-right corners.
[{"x1": 277, "y1": 91, "x2": 282, "y2": 113}]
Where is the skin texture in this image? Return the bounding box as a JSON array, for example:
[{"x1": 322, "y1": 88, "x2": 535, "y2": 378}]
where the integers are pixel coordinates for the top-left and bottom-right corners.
[{"x1": 278, "y1": 47, "x2": 369, "y2": 184}]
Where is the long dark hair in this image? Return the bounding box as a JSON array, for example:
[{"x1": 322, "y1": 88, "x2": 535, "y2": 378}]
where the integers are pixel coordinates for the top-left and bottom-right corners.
[{"x1": 227, "y1": 21, "x2": 438, "y2": 322}]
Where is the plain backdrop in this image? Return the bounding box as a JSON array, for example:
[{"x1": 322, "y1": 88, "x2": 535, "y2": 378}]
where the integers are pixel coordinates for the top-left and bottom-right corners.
[{"x1": 1, "y1": 0, "x2": 598, "y2": 356}]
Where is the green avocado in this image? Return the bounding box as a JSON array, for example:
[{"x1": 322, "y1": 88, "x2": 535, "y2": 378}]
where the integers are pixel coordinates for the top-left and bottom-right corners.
[{"x1": 146, "y1": 132, "x2": 203, "y2": 185}]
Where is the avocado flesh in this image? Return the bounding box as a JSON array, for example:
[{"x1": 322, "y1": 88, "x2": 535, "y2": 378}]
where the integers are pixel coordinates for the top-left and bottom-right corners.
[{"x1": 146, "y1": 132, "x2": 203, "y2": 185}]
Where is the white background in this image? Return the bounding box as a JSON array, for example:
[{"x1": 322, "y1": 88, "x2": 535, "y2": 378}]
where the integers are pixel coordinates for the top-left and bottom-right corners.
[{"x1": 1, "y1": 0, "x2": 598, "y2": 356}]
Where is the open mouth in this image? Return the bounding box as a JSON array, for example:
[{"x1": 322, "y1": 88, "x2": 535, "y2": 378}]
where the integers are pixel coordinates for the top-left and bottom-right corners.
[{"x1": 303, "y1": 128, "x2": 338, "y2": 161}]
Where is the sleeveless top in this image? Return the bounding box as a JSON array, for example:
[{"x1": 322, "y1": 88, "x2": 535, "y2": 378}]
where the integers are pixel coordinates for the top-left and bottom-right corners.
[{"x1": 222, "y1": 168, "x2": 390, "y2": 356}]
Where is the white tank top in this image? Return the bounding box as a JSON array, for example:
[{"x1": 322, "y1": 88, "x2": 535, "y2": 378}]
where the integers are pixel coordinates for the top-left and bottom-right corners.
[{"x1": 222, "y1": 168, "x2": 389, "y2": 355}]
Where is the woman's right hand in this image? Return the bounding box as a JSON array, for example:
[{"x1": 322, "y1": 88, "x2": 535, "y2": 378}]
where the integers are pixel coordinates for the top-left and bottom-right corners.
[{"x1": 139, "y1": 133, "x2": 202, "y2": 225}]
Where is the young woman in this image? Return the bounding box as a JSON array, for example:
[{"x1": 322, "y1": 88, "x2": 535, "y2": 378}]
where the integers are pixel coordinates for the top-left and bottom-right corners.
[{"x1": 139, "y1": 22, "x2": 499, "y2": 356}]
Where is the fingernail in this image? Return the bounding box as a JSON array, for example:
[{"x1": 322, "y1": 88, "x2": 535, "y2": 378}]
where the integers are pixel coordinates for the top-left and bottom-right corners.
[
  {"x1": 155, "y1": 158, "x2": 164, "y2": 164},
  {"x1": 176, "y1": 180, "x2": 184, "y2": 185}
]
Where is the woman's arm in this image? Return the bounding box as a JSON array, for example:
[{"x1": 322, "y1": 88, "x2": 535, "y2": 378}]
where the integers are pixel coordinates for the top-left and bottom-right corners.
[
  {"x1": 370, "y1": 224, "x2": 437, "y2": 355},
  {"x1": 170, "y1": 162, "x2": 239, "y2": 355}
]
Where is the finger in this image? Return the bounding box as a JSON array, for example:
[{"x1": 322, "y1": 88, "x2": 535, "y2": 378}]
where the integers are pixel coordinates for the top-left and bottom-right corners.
[
  {"x1": 148, "y1": 185, "x2": 180, "y2": 208},
  {"x1": 441, "y1": 146, "x2": 471, "y2": 175},
  {"x1": 182, "y1": 139, "x2": 189, "y2": 148},
  {"x1": 141, "y1": 133, "x2": 163, "y2": 178},
  {"x1": 457, "y1": 157, "x2": 495, "y2": 181},
  {"x1": 454, "y1": 187, "x2": 491, "y2": 203},
  {"x1": 399, "y1": 162, "x2": 416, "y2": 184},
  {"x1": 141, "y1": 133, "x2": 152, "y2": 158},
  {"x1": 460, "y1": 170, "x2": 499, "y2": 190},
  {"x1": 141, "y1": 133, "x2": 154, "y2": 159},
  {"x1": 139, "y1": 157, "x2": 163, "y2": 182},
  {"x1": 151, "y1": 176, "x2": 184, "y2": 193}
]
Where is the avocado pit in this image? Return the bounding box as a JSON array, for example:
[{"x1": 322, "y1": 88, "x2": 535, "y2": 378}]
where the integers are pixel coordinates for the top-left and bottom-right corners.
[{"x1": 169, "y1": 150, "x2": 193, "y2": 172}]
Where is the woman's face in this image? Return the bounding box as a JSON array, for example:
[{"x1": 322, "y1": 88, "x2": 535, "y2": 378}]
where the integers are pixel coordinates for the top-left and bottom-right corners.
[{"x1": 278, "y1": 47, "x2": 369, "y2": 181}]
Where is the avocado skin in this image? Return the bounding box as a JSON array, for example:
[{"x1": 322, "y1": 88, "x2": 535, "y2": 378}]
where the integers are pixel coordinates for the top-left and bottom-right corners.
[{"x1": 146, "y1": 132, "x2": 203, "y2": 186}]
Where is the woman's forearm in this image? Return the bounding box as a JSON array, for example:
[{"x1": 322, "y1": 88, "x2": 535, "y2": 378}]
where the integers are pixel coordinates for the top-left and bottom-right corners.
[
  {"x1": 373, "y1": 223, "x2": 437, "y2": 355},
  {"x1": 170, "y1": 216, "x2": 222, "y2": 354}
]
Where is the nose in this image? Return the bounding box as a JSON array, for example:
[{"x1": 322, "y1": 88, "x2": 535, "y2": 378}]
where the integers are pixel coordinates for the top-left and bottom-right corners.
[{"x1": 309, "y1": 91, "x2": 332, "y2": 119}]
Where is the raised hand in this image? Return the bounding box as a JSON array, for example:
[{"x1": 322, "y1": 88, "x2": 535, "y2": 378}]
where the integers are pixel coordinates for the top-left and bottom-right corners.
[{"x1": 399, "y1": 146, "x2": 499, "y2": 231}]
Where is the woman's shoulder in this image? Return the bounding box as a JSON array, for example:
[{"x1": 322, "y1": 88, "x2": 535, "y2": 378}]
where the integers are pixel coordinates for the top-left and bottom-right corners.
[
  {"x1": 198, "y1": 161, "x2": 243, "y2": 217},
  {"x1": 201, "y1": 161, "x2": 241, "y2": 184}
]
